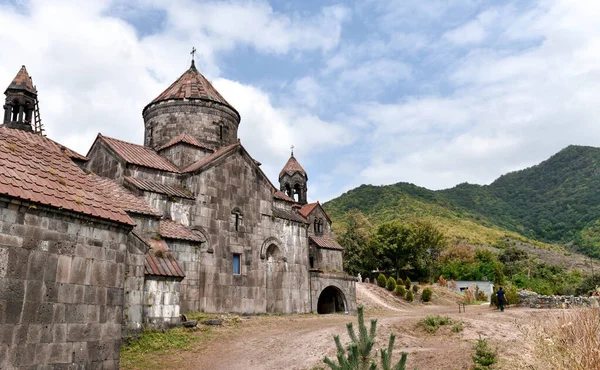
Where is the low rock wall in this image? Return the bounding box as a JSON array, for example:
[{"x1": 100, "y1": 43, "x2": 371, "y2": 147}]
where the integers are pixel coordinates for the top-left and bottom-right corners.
[{"x1": 518, "y1": 290, "x2": 599, "y2": 309}]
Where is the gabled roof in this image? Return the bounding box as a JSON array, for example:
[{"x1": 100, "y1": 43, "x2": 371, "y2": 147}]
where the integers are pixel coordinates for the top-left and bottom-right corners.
[
  {"x1": 0, "y1": 127, "x2": 88, "y2": 161},
  {"x1": 299, "y1": 201, "x2": 332, "y2": 223},
  {"x1": 145, "y1": 62, "x2": 239, "y2": 119},
  {"x1": 273, "y1": 190, "x2": 295, "y2": 202},
  {"x1": 94, "y1": 134, "x2": 180, "y2": 172},
  {"x1": 0, "y1": 129, "x2": 134, "y2": 226},
  {"x1": 160, "y1": 220, "x2": 206, "y2": 242},
  {"x1": 272, "y1": 207, "x2": 307, "y2": 224},
  {"x1": 5, "y1": 65, "x2": 36, "y2": 95},
  {"x1": 279, "y1": 155, "x2": 307, "y2": 178},
  {"x1": 90, "y1": 174, "x2": 161, "y2": 217},
  {"x1": 309, "y1": 236, "x2": 343, "y2": 251},
  {"x1": 182, "y1": 142, "x2": 240, "y2": 173},
  {"x1": 143, "y1": 239, "x2": 186, "y2": 278},
  {"x1": 157, "y1": 134, "x2": 212, "y2": 152},
  {"x1": 124, "y1": 177, "x2": 195, "y2": 199}
]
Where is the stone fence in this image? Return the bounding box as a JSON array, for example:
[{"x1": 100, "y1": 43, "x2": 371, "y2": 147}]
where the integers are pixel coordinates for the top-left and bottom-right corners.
[{"x1": 518, "y1": 290, "x2": 599, "y2": 309}]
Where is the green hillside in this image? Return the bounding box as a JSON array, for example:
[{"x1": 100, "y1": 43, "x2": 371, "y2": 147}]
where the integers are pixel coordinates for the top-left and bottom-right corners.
[{"x1": 325, "y1": 145, "x2": 600, "y2": 257}]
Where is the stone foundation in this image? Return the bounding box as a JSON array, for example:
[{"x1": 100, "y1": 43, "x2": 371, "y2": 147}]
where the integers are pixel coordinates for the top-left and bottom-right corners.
[{"x1": 518, "y1": 290, "x2": 599, "y2": 309}]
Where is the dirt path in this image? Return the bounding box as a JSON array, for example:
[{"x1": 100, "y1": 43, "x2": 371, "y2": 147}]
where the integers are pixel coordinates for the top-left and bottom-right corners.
[{"x1": 125, "y1": 285, "x2": 561, "y2": 370}]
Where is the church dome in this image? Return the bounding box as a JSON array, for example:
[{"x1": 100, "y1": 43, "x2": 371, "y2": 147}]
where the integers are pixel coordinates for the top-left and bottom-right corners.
[{"x1": 143, "y1": 61, "x2": 240, "y2": 151}]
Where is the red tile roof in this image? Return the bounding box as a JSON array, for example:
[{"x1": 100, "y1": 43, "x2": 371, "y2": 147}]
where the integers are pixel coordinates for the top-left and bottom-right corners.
[
  {"x1": 124, "y1": 177, "x2": 195, "y2": 199},
  {"x1": 144, "y1": 240, "x2": 186, "y2": 278},
  {"x1": 272, "y1": 207, "x2": 307, "y2": 224},
  {"x1": 90, "y1": 174, "x2": 161, "y2": 217},
  {"x1": 96, "y1": 134, "x2": 180, "y2": 172},
  {"x1": 0, "y1": 129, "x2": 134, "y2": 225},
  {"x1": 298, "y1": 202, "x2": 319, "y2": 218},
  {"x1": 299, "y1": 201, "x2": 332, "y2": 223},
  {"x1": 309, "y1": 236, "x2": 343, "y2": 251},
  {"x1": 279, "y1": 155, "x2": 307, "y2": 177},
  {"x1": 182, "y1": 142, "x2": 240, "y2": 173},
  {"x1": 146, "y1": 62, "x2": 239, "y2": 119},
  {"x1": 157, "y1": 134, "x2": 212, "y2": 152},
  {"x1": 160, "y1": 220, "x2": 206, "y2": 242},
  {"x1": 5, "y1": 65, "x2": 36, "y2": 95},
  {"x1": 273, "y1": 190, "x2": 295, "y2": 202},
  {"x1": 0, "y1": 127, "x2": 88, "y2": 161}
]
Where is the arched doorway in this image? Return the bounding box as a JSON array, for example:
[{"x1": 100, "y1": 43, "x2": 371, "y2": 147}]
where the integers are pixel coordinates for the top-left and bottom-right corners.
[
  {"x1": 317, "y1": 286, "x2": 347, "y2": 314},
  {"x1": 265, "y1": 244, "x2": 284, "y2": 313}
]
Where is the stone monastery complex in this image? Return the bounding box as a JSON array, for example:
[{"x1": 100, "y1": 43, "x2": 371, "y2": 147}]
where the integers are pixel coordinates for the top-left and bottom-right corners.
[{"x1": 0, "y1": 62, "x2": 356, "y2": 368}]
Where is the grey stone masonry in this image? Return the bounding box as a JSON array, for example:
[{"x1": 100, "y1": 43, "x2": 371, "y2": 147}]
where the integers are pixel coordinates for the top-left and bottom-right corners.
[
  {"x1": 0, "y1": 198, "x2": 144, "y2": 369},
  {"x1": 143, "y1": 100, "x2": 240, "y2": 151}
]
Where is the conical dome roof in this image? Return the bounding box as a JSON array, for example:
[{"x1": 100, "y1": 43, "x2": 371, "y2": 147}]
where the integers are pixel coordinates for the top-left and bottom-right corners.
[
  {"x1": 5, "y1": 65, "x2": 36, "y2": 95},
  {"x1": 279, "y1": 154, "x2": 307, "y2": 178},
  {"x1": 145, "y1": 61, "x2": 238, "y2": 118}
]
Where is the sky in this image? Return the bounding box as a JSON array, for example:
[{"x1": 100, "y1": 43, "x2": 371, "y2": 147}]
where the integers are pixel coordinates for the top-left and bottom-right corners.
[{"x1": 1, "y1": 0, "x2": 600, "y2": 202}]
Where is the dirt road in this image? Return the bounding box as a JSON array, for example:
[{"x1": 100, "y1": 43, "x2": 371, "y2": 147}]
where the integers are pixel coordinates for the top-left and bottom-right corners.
[{"x1": 129, "y1": 284, "x2": 556, "y2": 370}]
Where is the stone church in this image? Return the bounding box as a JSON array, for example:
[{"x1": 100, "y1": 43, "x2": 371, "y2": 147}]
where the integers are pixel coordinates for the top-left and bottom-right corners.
[{"x1": 0, "y1": 63, "x2": 355, "y2": 368}]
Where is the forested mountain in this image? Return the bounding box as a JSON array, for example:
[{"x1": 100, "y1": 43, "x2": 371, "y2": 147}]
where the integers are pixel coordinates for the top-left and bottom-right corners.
[{"x1": 325, "y1": 145, "x2": 600, "y2": 258}]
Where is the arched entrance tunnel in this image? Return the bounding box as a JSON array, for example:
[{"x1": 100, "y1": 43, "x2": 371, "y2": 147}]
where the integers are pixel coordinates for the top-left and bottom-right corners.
[{"x1": 317, "y1": 286, "x2": 347, "y2": 314}]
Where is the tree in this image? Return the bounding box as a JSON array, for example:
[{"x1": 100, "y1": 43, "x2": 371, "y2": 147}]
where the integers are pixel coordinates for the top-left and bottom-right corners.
[
  {"x1": 323, "y1": 305, "x2": 408, "y2": 370},
  {"x1": 337, "y1": 210, "x2": 375, "y2": 275},
  {"x1": 371, "y1": 221, "x2": 412, "y2": 278}
]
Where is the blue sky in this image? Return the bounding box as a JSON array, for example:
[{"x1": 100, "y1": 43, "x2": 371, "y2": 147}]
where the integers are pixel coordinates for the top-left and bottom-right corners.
[{"x1": 2, "y1": 0, "x2": 600, "y2": 202}]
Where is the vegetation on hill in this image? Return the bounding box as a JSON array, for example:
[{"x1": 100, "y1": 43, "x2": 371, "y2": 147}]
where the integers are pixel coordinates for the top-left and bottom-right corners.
[
  {"x1": 325, "y1": 146, "x2": 600, "y2": 296},
  {"x1": 326, "y1": 145, "x2": 600, "y2": 258}
]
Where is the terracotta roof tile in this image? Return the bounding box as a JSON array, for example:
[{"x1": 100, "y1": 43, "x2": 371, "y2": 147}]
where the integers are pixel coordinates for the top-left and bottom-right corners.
[
  {"x1": 98, "y1": 134, "x2": 179, "y2": 172},
  {"x1": 272, "y1": 207, "x2": 307, "y2": 224},
  {"x1": 124, "y1": 177, "x2": 195, "y2": 199},
  {"x1": 279, "y1": 155, "x2": 307, "y2": 177},
  {"x1": 144, "y1": 250, "x2": 186, "y2": 278},
  {"x1": 90, "y1": 175, "x2": 161, "y2": 217},
  {"x1": 182, "y1": 142, "x2": 240, "y2": 173},
  {"x1": 309, "y1": 236, "x2": 343, "y2": 251},
  {"x1": 298, "y1": 202, "x2": 319, "y2": 218},
  {"x1": 146, "y1": 63, "x2": 239, "y2": 119},
  {"x1": 0, "y1": 127, "x2": 88, "y2": 161},
  {"x1": 160, "y1": 220, "x2": 206, "y2": 242},
  {"x1": 157, "y1": 134, "x2": 212, "y2": 152},
  {"x1": 273, "y1": 190, "x2": 295, "y2": 202},
  {"x1": 0, "y1": 130, "x2": 134, "y2": 225},
  {"x1": 5, "y1": 65, "x2": 36, "y2": 95}
]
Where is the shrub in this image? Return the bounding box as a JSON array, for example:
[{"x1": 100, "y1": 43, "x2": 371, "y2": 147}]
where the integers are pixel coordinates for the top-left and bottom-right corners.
[
  {"x1": 404, "y1": 277, "x2": 412, "y2": 290},
  {"x1": 418, "y1": 315, "x2": 452, "y2": 333},
  {"x1": 451, "y1": 322, "x2": 464, "y2": 333},
  {"x1": 386, "y1": 277, "x2": 397, "y2": 292},
  {"x1": 464, "y1": 289, "x2": 475, "y2": 304},
  {"x1": 406, "y1": 290, "x2": 414, "y2": 302},
  {"x1": 438, "y1": 275, "x2": 447, "y2": 286},
  {"x1": 395, "y1": 285, "x2": 406, "y2": 298},
  {"x1": 422, "y1": 288, "x2": 433, "y2": 302},
  {"x1": 412, "y1": 285, "x2": 419, "y2": 294},
  {"x1": 476, "y1": 290, "x2": 488, "y2": 301},
  {"x1": 377, "y1": 273, "x2": 387, "y2": 288},
  {"x1": 396, "y1": 277, "x2": 404, "y2": 287},
  {"x1": 323, "y1": 305, "x2": 408, "y2": 370},
  {"x1": 472, "y1": 336, "x2": 497, "y2": 369}
]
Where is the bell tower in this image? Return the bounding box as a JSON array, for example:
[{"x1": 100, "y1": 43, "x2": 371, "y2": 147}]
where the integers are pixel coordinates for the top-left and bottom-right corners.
[
  {"x1": 3, "y1": 65, "x2": 37, "y2": 132},
  {"x1": 279, "y1": 147, "x2": 308, "y2": 204}
]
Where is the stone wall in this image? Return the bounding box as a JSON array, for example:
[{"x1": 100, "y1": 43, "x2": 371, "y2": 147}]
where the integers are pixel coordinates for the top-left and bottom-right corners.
[
  {"x1": 313, "y1": 248, "x2": 343, "y2": 272},
  {"x1": 167, "y1": 240, "x2": 202, "y2": 313},
  {"x1": 518, "y1": 290, "x2": 599, "y2": 309},
  {"x1": 0, "y1": 199, "x2": 143, "y2": 369},
  {"x1": 84, "y1": 140, "x2": 126, "y2": 180},
  {"x1": 310, "y1": 271, "x2": 357, "y2": 314},
  {"x1": 143, "y1": 276, "x2": 182, "y2": 328},
  {"x1": 158, "y1": 144, "x2": 210, "y2": 169},
  {"x1": 184, "y1": 149, "x2": 310, "y2": 314},
  {"x1": 143, "y1": 100, "x2": 240, "y2": 151}
]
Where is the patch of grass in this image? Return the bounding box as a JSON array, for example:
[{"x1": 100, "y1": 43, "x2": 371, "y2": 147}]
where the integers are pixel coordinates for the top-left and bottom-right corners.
[
  {"x1": 451, "y1": 322, "x2": 464, "y2": 333},
  {"x1": 121, "y1": 327, "x2": 211, "y2": 369},
  {"x1": 467, "y1": 300, "x2": 487, "y2": 305},
  {"x1": 418, "y1": 314, "x2": 452, "y2": 333}
]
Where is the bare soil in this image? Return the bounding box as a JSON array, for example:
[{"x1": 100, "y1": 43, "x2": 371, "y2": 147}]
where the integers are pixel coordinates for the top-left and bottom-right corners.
[{"x1": 124, "y1": 284, "x2": 562, "y2": 370}]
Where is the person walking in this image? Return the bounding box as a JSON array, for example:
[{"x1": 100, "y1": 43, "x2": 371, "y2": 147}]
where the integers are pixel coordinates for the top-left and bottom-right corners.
[{"x1": 496, "y1": 286, "x2": 506, "y2": 312}]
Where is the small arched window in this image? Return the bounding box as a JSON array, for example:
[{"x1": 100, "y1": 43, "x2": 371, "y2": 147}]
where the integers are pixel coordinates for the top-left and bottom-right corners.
[{"x1": 231, "y1": 207, "x2": 243, "y2": 232}]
